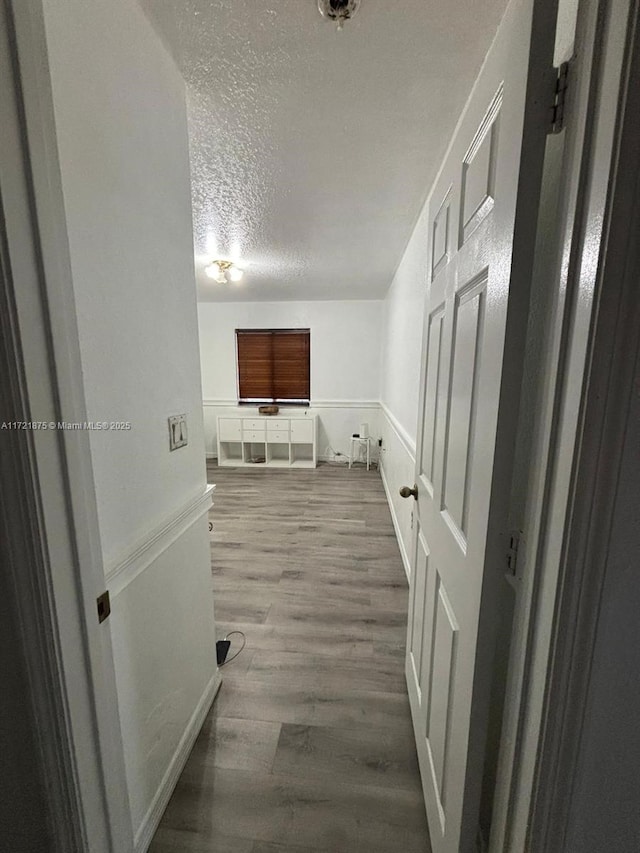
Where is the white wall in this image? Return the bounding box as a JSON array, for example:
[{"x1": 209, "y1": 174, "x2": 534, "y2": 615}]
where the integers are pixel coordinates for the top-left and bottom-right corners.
[
  {"x1": 44, "y1": 0, "x2": 207, "y2": 564},
  {"x1": 197, "y1": 270, "x2": 425, "y2": 572},
  {"x1": 41, "y1": 0, "x2": 218, "y2": 845},
  {"x1": 378, "y1": 203, "x2": 428, "y2": 576},
  {"x1": 198, "y1": 300, "x2": 382, "y2": 458},
  {"x1": 380, "y1": 207, "x2": 427, "y2": 442}
]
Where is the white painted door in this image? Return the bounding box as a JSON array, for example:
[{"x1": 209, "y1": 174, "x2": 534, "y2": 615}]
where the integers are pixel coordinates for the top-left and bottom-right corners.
[{"x1": 404, "y1": 0, "x2": 557, "y2": 849}]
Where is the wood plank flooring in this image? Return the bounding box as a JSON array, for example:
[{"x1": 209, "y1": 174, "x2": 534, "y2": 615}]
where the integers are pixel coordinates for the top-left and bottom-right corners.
[{"x1": 150, "y1": 462, "x2": 430, "y2": 853}]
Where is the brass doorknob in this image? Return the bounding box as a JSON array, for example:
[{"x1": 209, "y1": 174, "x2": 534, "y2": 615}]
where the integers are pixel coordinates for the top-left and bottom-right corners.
[{"x1": 399, "y1": 484, "x2": 418, "y2": 500}]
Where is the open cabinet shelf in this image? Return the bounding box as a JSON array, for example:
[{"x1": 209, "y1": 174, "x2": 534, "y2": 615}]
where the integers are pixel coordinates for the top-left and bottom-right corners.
[{"x1": 216, "y1": 415, "x2": 317, "y2": 468}]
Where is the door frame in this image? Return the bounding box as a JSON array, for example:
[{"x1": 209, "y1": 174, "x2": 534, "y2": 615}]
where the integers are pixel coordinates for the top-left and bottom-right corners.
[
  {"x1": 1, "y1": 1, "x2": 133, "y2": 850},
  {"x1": 527, "y1": 0, "x2": 640, "y2": 845},
  {"x1": 490, "y1": 0, "x2": 639, "y2": 847}
]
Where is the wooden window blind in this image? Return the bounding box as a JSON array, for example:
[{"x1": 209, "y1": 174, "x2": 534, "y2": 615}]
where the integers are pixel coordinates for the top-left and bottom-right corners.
[{"x1": 236, "y1": 329, "x2": 310, "y2": 404}]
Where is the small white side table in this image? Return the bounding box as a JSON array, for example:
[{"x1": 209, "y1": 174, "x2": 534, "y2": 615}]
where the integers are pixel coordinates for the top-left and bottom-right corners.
[{"x1": 349, "y1": 436, "x2": 372, "y2": 471}]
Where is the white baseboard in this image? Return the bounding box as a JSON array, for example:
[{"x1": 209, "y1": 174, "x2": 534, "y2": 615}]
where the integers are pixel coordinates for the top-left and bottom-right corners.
[
  {"x1": 134, "y1": 670, "x2": 222, "y2": 853},
  {"x1": 380, "y1": 461, "x2": 411, "y2": 584}
]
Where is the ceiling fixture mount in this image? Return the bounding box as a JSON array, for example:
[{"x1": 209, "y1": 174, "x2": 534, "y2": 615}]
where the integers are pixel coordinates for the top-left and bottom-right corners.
[
  {"x1": 204, "y1": 259, "x2": 244, "y2": 284},
  {"x1": 317, "y1": 0, "x2": 361, "y2": 31}
]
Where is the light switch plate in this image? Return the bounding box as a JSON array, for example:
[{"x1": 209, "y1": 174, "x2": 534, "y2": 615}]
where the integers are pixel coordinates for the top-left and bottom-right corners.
[{"x1": 168, "y1": 414, "x2": 188, "y2": 451}]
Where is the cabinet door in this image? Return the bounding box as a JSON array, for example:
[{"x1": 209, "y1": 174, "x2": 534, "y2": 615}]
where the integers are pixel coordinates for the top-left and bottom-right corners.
[
  {"x1": 291, "y1": 419, "x2": 313, "y2": 443},
  {"x1": 218, "y1": 418, "x2": 241, "y2": 441}
]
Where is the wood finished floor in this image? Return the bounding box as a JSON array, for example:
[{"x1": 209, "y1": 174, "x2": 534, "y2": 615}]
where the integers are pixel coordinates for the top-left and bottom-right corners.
[{"x1": 150, "y1": 462, "x2": 430, "y2": 853}]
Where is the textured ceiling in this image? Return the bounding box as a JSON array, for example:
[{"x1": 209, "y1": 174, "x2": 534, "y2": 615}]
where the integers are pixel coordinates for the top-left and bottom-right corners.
[{"x1": 140, "y1": 0, "x2": 508, "y2": 302}]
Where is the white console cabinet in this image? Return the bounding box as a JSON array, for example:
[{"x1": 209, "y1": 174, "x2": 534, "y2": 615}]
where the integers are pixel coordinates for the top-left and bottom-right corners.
[{"x1": 217, "y1": 415, "x2": 317, "y2": 468}]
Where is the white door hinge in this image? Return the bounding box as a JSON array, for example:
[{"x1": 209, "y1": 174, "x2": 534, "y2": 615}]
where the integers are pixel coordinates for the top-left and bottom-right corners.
[
  {"x1": 549, "y1": 60, "x2": 570, "y2": 134},
  {"x1": 506, "y1": 531, "x2": 521, "y2": 577}
]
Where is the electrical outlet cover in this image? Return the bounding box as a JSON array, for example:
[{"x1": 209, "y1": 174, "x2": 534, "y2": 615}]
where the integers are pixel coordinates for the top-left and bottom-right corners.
[{"x1": 168, "y1": 414, "x2": 188, "y2": 450}]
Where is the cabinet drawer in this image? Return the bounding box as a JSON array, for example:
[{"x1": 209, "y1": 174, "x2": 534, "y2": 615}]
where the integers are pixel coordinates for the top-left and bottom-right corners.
[
  {"x1": 218, "y1": 418, "x2": 241, "y2": 441},
  {"x1": 266, "y1": 419, "x2": 290, "y2": 431},
  {"x1": 266, "y1": 431, "x2": 288, "y2": 444},
  {"x1": 290, "y1": 420, "x2": 314, "y2": 443},
  {"x1": 244, "y1": 430, "x2": 266, "y2": 443},
  {"x1": 242, "y1": 419, "x2": 266, "y2": 432}
]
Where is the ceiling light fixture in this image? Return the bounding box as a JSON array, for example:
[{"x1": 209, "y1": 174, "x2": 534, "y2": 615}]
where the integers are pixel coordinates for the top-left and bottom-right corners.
[
  {"x1": 228, "y1": 265, "x2": 244, "y2": 282},
  {"x1": 317, "y1": 0, "x2": 361, "y2": 31},
  {"x1": 204, "y1": 259, "x2": 244, "y2": 284}
]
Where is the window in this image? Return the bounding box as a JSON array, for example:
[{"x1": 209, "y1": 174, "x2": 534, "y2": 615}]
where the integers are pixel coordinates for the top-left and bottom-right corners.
[{"x1": 236, "y1": 329, "x2": 310, "y2": 404}]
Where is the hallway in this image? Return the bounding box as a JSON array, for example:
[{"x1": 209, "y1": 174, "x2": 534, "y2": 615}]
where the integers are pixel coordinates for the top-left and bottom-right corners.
[{"x1": 150, "y1": 462, "x2": 429, "y2": 852}]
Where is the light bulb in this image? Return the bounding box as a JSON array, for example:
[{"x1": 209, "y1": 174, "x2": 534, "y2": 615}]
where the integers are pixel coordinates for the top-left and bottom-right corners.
[
  {"x1": 228, "y1": 266, "x2": 243, "y2": 282},
  {"x1": 204, "y1": 262, "x2": 220, "y2": 280}
]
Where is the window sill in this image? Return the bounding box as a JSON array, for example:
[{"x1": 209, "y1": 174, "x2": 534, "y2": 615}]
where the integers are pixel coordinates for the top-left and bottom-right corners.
[{"x1": 238, "y1": 400, "x2": 310, "y2": 407}]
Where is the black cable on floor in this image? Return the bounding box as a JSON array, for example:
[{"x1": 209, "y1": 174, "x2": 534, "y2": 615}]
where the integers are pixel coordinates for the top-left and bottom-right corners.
[{"x1": 219, "y1": 630, "x2": 246, "y2": 666}]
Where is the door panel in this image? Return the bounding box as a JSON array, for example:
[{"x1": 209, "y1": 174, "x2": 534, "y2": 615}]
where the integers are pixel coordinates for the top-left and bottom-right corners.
[
  {"x1": 428, "y1": 578, "x2": 459, "y2": 801},
  {"x1": 460, "y1": 90, "x2": 502, "y2": 245},
  {"x1": 420, "y1": 306, "x2": 446, "y2": 490},
  {"x1": 432, "y1": 189, "x2": 452, "y2": 280},
  {"x1": 419, "y1": 549, "x2": 438, "y2": 703},
  {"x1": 405, "y1": 0, "x2": 555, "y2": 849},
  {"x1": 442, "y1": 275, "x2": 486, "y2": 541},
  {"x1": 408, "y1": 532, "x2": 429, "y2": 700}
]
